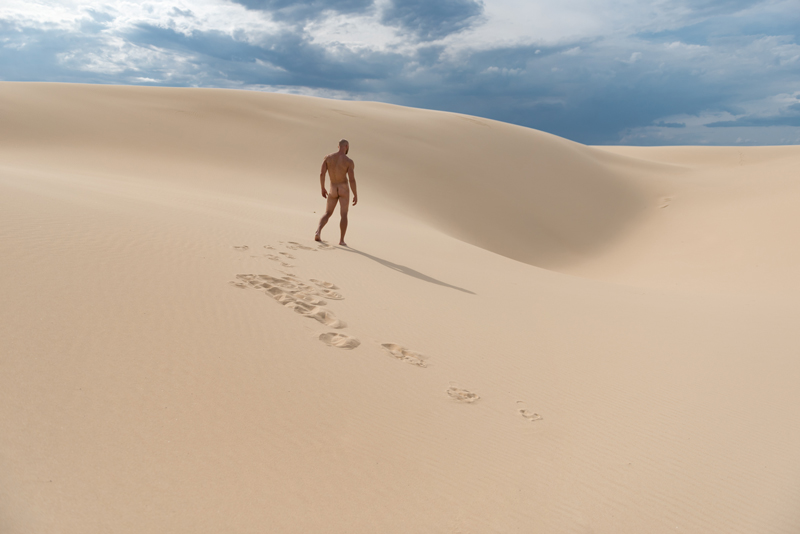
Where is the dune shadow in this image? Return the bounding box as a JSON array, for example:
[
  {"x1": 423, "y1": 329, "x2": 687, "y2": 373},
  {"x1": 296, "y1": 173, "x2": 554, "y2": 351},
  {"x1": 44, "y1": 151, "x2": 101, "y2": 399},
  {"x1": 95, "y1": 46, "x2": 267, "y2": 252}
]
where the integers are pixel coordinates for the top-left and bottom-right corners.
[{"x1": 339, "y1": 247, "x2": 475, "y2": 295}]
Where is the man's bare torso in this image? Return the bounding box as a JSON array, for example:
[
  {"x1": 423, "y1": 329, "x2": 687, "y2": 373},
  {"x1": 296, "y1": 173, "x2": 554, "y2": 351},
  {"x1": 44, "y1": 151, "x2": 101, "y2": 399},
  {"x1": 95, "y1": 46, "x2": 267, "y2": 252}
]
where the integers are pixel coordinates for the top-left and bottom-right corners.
[{"x1": 324, "y1": 152, "x2": 353, "y2": 185}]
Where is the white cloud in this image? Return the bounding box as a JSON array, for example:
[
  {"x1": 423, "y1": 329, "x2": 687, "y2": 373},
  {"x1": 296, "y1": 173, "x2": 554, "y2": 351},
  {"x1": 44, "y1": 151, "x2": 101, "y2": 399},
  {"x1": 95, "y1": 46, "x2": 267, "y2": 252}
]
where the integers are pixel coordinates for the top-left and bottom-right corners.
[
  {"x1": 304, "y1": 12, "x2": 405, "y2": 53},
  {"x1": 0, "y1": 0, "x2": 282, "y2": 39},
  {"x1": 1, "y1": 0, "x2": 799, "y2": 145},
  {"x1": 483, "y1": 66, "x2": 522, "y2": 75}
]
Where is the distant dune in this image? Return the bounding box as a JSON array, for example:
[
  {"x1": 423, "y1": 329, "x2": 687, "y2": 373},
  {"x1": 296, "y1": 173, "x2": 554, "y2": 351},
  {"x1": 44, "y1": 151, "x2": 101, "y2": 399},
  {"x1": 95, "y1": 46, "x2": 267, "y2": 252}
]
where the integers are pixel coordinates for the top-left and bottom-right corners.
[{"x1": 2, "y1": 83, "x2": 799, "y2": 533}]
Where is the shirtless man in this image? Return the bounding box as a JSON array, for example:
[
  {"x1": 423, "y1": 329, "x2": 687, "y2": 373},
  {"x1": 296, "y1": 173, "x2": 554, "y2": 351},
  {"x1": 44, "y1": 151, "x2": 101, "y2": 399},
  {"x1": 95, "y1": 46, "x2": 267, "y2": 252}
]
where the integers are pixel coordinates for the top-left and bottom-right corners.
[{"x1": 315, "y1": 139, "x2": 358, "y2": 246}]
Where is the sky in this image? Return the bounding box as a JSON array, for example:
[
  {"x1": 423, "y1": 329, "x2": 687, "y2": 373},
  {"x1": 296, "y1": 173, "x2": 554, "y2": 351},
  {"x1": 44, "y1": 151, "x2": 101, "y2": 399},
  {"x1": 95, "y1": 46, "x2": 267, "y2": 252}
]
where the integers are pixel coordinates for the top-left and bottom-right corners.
[{"x1": 1, "y1": 0, "x2": 799, "y2": 145}]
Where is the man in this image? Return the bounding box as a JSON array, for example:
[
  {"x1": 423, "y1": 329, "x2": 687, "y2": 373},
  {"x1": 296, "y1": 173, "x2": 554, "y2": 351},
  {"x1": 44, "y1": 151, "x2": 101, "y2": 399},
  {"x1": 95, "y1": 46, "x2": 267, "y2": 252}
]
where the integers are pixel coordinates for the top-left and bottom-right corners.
[{"x1": 315, "y1": 139, "x2": 358, "y2": 246}]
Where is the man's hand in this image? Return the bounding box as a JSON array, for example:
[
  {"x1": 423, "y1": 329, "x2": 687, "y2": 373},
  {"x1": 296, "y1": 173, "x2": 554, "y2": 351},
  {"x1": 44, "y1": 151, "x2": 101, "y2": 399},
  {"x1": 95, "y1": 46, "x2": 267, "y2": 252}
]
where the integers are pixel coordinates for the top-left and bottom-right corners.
[
  {"x1": 352, "y1": 194, "x2": 358, "y2": 206},
  {"x1": 321, "y1": 188, "x2": 328, "y2": 198}
]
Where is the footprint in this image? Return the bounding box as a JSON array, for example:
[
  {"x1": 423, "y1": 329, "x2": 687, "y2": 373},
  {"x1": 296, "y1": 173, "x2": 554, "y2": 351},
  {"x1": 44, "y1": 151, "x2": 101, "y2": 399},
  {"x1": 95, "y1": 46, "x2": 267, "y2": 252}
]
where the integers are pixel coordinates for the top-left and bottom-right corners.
[
  {"x1": 307, "y1": 307, "x2": 346, "y2": 328},
  {"x1": 316, "y1": 289, "x2": 344, "y2": 300},
  {"x1": 310, "y1": 279, "x2": 339, "y2": 290},
  {"x1": 293, "y1": 292, "x2": 327, "y2": 306},
  {"x1": 266, "y1": 254, "x2": 281, "y2": 262},
  {"x1": 294, "y1": 281, "x2": 315, "y2": 291},
  {"x1": 263, "y1": 283, "x2": 294, "y2": 301},
  {"x1": 233, "y1": 245, "x2": 249, "y2": 251},
  {"x1": 257, "y1": 274, "x2": 294, "y2": 288},
  {"x1": 447, "y1": 386, "x2": 479, "y2": 403},
  {"x1": 319, "y1": 332, "x2": 361, "y2": 349},
  {"x1": 284, "y1": 299, "x2": 313, "y2": 312},
  {"x1": 659, "y1": 197, "x2": 672, "y2": 209},
  {"x1": 264, "y1": 245, "x2": 276, "y2": 250},
  {"x1": 286, "y1": 241, "x2": 316, "y2": 251},
  {"x1": 520, "y1": 410, "x2": 543, "y2": 422},
  {"x1": 234, "y1": 274, "x2": 351, "y2": 343},
  {"x1": 236, "y1": 274, "x2": 264, "y2": 288},
  {"x1": 317, "y1": 243, "x2": 336, "y2": 250},
  {"x1": 240, "y1": 274, "x2": 294, "y2": 292},
  {"x1": 517, "y1": 401, "x2": 543, "y2": 421},
  {"x1": 285, "y1": 301, "x2": 346, "y2": 328},
  {"x1": 381, "y1": 343, "x2": 427, "y2": 368},
  {"x1": 257, "y1": 280, "x2": 326, "y2": 305},
  {"x1": 236, "y1": 273, "x2": 339, "y2": 302},
  {"x1": 279, "y1": 252, "x2": 296, "y2": 259}
]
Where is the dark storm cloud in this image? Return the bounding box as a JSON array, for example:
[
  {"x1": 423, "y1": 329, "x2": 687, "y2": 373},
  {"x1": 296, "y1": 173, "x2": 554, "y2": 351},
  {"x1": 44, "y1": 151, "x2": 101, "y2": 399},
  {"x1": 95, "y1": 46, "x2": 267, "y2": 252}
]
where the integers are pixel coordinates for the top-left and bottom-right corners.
[
  {"x1": 400, "y1": 71, "x2": 724, "y2": 144},
  {"x1": 380, "y1": 40, "x2": 734, "y2": 143},
  {"x1": 230, "y1": 0, "x2": 374, "y2": 23},
  {"x1": 381, "y1": 0, "x2": 484, "y2": 40}
]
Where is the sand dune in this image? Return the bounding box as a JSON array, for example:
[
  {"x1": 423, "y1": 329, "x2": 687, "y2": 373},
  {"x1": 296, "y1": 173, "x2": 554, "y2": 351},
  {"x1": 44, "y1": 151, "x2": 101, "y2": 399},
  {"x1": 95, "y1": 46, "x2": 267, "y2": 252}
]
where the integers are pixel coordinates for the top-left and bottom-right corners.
[{"x1": 2, "y1": 82, "x2": 799, "y2": 533}]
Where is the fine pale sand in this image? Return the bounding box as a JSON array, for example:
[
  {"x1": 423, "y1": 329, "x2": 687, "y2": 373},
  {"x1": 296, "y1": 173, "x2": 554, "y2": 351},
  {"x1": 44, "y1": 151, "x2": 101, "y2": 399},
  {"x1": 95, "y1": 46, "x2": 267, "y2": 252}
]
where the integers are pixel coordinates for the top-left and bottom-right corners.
[{"x1": 2, "y1": 82, "x2": 799, "y2": 533}]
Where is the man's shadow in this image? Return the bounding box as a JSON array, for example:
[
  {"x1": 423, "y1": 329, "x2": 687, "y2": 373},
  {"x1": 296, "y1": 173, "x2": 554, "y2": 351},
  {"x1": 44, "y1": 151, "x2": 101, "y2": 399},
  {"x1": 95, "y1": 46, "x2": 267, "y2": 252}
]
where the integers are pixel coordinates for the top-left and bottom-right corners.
[{"x1": 339, "y1": 246, "x2": 475, "y2": 295}]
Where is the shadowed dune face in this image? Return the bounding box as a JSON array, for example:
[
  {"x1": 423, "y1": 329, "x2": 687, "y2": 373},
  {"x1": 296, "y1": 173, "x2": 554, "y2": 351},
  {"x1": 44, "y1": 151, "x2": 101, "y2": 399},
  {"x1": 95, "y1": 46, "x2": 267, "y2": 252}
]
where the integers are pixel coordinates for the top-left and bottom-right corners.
[{"x1": 0, "y1": 82, "x2": 661, "y2": 270}]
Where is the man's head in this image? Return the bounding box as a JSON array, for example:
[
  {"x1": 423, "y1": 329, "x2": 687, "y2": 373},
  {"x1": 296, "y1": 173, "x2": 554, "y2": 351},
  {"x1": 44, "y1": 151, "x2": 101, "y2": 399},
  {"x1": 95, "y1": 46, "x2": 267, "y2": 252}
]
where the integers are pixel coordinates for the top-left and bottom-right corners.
[{"x1": 339, "y1": 139, "x2": 349, "y2": 154}]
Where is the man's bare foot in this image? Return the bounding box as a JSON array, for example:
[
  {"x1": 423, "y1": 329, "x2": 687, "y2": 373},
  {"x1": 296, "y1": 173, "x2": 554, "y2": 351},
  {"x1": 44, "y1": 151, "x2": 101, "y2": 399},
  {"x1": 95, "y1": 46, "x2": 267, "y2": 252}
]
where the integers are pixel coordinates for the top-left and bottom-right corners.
[
  {"x1": 339, "y1": 240, "x2": 347, "y2": 246},
  {"x1": 315, "y1": 234, "x2": 322, "y2": 242}
]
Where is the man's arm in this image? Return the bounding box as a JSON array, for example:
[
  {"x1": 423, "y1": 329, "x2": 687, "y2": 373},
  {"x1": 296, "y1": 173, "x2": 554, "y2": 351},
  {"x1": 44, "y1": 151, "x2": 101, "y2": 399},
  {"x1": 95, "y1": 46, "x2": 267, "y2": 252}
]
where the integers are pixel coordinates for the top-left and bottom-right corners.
[
  {"x1": 319, "y1": 158, "x2": 328, "y2": 198},
  {"x1": 348, "y1": 161, "x2": 358, "y2": 205}
]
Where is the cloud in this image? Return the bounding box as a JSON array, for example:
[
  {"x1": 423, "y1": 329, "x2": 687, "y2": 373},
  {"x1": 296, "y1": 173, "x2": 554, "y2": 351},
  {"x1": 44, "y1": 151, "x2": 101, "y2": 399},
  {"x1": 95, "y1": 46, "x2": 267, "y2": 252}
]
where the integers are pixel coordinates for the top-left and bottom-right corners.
[
  {"x1": 0, "y1": 0, "x2": 799, "y2": 145},
  {"x1": 85, "y1": 9, "x2": 115, "y2": 23},
  {"x1": 123, "y1": 23, "x2": 407, "y2": 90},
  {"x1": 707, "y1": 108, "x2": 800, "y2": 127},
  {"x1": 674, "y1": 0, "x2": 766, "y2": 18},
  {"x1": 381, "y1": 0, "x2": 484, "y2": 41},
  {"x1": 230, "y1": 0, "x2": 375, "y2": 23},
  {"x1": 709, "y1": 116, "x2": 800, "y2": 127},
  {"x1": 170, "y1": 8, "x2": 195, "y2": 19}
]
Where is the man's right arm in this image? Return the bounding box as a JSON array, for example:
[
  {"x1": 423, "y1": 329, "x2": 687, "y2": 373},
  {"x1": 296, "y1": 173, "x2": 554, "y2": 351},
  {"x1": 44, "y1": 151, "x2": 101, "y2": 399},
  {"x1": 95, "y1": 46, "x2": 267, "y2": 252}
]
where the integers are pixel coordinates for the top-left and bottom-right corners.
[{"x1": 319, "y1": 158, "x2": 328, "y2": 198}]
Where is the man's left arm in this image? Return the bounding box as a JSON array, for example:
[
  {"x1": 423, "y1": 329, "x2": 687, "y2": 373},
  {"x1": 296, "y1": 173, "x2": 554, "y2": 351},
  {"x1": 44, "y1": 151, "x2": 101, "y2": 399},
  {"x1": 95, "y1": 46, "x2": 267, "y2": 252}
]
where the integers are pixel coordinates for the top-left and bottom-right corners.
[{"x1": 348, "y1": 161, "x2": 358, "y2": 205}]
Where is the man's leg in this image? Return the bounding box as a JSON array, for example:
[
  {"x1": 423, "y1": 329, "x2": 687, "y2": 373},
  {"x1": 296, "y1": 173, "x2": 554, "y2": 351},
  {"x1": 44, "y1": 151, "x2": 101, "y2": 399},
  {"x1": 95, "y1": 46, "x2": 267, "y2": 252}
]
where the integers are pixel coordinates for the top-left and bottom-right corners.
[
  {"x1": 315, "y1": 193, "x2": 338, "y2": 241},
  {"x1": 338, "y1": 194, "x2": 350, "y2": 246}
]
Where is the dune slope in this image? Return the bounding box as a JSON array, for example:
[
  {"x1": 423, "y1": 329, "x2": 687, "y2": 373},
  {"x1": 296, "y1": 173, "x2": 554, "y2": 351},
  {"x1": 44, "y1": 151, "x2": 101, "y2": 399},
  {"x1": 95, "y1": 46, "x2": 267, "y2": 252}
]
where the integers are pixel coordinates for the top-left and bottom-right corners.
[
  {"x1": 1, "y1": 83, "x2": 799, "y2": 534},
  {"x1": 0, "y1": 82, "x2": 664, "y2": 270}
]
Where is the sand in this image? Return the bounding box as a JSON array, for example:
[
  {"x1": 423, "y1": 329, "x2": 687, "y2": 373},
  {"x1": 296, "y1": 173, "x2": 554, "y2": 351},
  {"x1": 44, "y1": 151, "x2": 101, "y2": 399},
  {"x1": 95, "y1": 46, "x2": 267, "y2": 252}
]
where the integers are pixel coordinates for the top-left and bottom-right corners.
[{"x1": 1, "y1": 82, "x2": 799, "y2": 533}]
